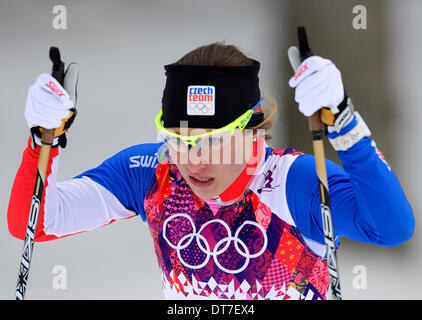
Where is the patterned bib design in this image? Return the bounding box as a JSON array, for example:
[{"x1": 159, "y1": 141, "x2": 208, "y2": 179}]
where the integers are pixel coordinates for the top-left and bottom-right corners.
[{"x1": 144, "y1": 148, "x2": 329, "y2": 300}]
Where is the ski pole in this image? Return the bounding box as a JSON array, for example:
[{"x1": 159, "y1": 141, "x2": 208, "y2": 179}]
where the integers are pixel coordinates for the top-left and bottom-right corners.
[
  {"x1": 288, "y1": 27, "x2": 342, "y2": 300},
  {"x1": 15, "y1": 47, "x2": 65, "y2": 300}
]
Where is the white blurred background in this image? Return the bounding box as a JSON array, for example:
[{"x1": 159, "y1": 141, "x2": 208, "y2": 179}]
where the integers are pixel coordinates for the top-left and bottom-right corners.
[{"x1": 0, "y1": 0, "x2": 419, "y2": 299}]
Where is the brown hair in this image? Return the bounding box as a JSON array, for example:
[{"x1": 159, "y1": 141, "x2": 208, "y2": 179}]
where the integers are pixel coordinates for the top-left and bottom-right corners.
[{"x1": 174, "y1": 42, "x2": 278, "y2": 140}]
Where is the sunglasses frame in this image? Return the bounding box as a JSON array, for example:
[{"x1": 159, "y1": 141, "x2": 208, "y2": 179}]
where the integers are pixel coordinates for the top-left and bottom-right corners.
[{"x1": 155, "y1": 97, "x2": 264, "y2": 150}]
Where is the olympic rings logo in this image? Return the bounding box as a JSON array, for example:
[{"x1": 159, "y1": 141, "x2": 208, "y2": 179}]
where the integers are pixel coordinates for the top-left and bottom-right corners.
[
  {"x1": 188, "y1": 102, "x2": 214, "y2": 114},
  {"x1": 162, "y1": 213, "x2": 268, "y2": 274}
]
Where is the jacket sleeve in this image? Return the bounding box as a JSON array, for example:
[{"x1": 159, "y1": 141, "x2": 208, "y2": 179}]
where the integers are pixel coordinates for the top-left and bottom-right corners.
[
  {"x1": 7, "y1": 137, "x2": 161, "y2": 242},
  {"x1": 286, "y1": 130, "x2": 415, "y2": 247}
]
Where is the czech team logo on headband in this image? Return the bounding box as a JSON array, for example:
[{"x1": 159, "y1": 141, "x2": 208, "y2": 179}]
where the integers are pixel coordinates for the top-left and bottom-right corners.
[{"x1": 187, "y1": 85, "x2": 215, "y2": 116}]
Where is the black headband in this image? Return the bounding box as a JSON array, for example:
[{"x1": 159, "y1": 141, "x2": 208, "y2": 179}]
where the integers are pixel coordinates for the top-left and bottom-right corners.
[{"x1": 161, "y1": 60, "x2": 264, "y2": 128}]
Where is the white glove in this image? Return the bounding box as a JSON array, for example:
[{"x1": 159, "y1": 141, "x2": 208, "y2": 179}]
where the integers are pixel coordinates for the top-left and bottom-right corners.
[
  {"x1": 288, "y1": 55, "x2": 345, "y2": 117},
  {"x1": 24, "y1": 73, "x2": 73, "y2": 130}
]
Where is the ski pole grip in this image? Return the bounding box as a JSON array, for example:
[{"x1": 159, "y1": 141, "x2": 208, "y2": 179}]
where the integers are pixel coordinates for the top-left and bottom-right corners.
[
  {"x1": 308, "y1": 111, "x2": 324, "y2": 132},
  {"x1": 296, "y1": 27, "x2": 325, "y2": 133},
  {"x1": 50, "y1": 47, "x2": 65, "y2": 85},
  {"x1": 39, "y1": 47, "x2": 65, "y2": 146},
  {"x1": 40, "y1": 128, "x2": 56, "y2": 145}
]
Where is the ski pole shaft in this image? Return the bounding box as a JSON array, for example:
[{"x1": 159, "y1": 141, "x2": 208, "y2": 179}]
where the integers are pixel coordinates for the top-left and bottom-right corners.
[
  {"x1": 15, "y1": 47, "x2": 64, "y2": 300},
  {"x1": 308, "y1": 114, "x2": 342, "y2": 300},
  {"x1": 295, "y1": 27, "x2": 342, "y2": 300}
]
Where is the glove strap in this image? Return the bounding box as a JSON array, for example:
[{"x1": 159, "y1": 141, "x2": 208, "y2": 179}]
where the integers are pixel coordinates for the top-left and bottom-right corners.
[
  {"x1": 332, "y1": 96, "x2": 354, "y2": 132},
  {"x1": 321, "y1": 94, "x2": 355, "y2": 133},
  {"x1": 328, "y1": 112, "x2": 371, "y2": 151}
]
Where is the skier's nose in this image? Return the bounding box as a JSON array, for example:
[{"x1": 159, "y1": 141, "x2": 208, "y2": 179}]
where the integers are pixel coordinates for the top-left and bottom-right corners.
[{"x1": 187, "y1": 149, "x2": 208, "y2": 173}]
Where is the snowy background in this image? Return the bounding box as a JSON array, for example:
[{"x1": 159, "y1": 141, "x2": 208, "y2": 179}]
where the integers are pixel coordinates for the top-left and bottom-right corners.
[{"x1": 0, "y1": 0, "x2": 420, "y2": 299}]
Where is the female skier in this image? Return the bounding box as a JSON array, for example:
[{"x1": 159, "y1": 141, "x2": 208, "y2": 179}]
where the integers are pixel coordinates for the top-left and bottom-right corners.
[{"x1": 8, "y1": 43, "x2": 414, "y2": 300}]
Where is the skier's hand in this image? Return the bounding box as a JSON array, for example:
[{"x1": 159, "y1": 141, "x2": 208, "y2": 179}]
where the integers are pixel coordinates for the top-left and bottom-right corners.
[
  {"x1": 25, "y1": 73, "x2": 73, "y2": 129},
  {"x1": 25, "y1": 63, "x2": 79, "y2": 147},
  {"x1": 288, "y1": 55, "x2": 345, "y2": 120}
]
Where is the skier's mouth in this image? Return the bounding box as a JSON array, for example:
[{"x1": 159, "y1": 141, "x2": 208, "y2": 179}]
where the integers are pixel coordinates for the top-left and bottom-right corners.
[{"x1": 189, "y1": 175, "x2": 215, "y2": 188}]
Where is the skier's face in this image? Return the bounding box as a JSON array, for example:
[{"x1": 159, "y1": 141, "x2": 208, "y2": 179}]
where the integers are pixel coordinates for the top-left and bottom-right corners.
[{"x1": 167, "y1": 128, "x2": 256, "y2": 200}]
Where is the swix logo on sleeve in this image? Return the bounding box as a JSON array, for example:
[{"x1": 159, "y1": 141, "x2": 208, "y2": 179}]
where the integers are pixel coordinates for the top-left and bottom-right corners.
[
  {"x1": 45, "y1": 81, "x2": 65, "y2": 98},
  {"x1": 129, "y1": 154, "x2": 158, "y2": 168},
  {"x1": 187, "y1": 85, "x2": 215, "y2": 116}
]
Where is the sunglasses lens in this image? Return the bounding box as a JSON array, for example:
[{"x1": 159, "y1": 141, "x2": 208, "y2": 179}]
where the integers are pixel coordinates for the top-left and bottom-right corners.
[
  {"x1": 196, "y1": 131, "x2": 233, "y2": 151},
  {"x1": 158, "y1": 129, "x2": 236, "y2": 154},
  {"x1": 159, "y1": 133, "x2": 188, "y2": 153},
  {"x1": 168, "y1": 137, "x2": 187, "y2": 152}
]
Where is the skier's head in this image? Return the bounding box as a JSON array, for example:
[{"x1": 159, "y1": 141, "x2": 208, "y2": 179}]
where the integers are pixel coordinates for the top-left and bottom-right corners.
[{"x1": 156, "y1": 43, "x2": 277, "y2": 200}]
